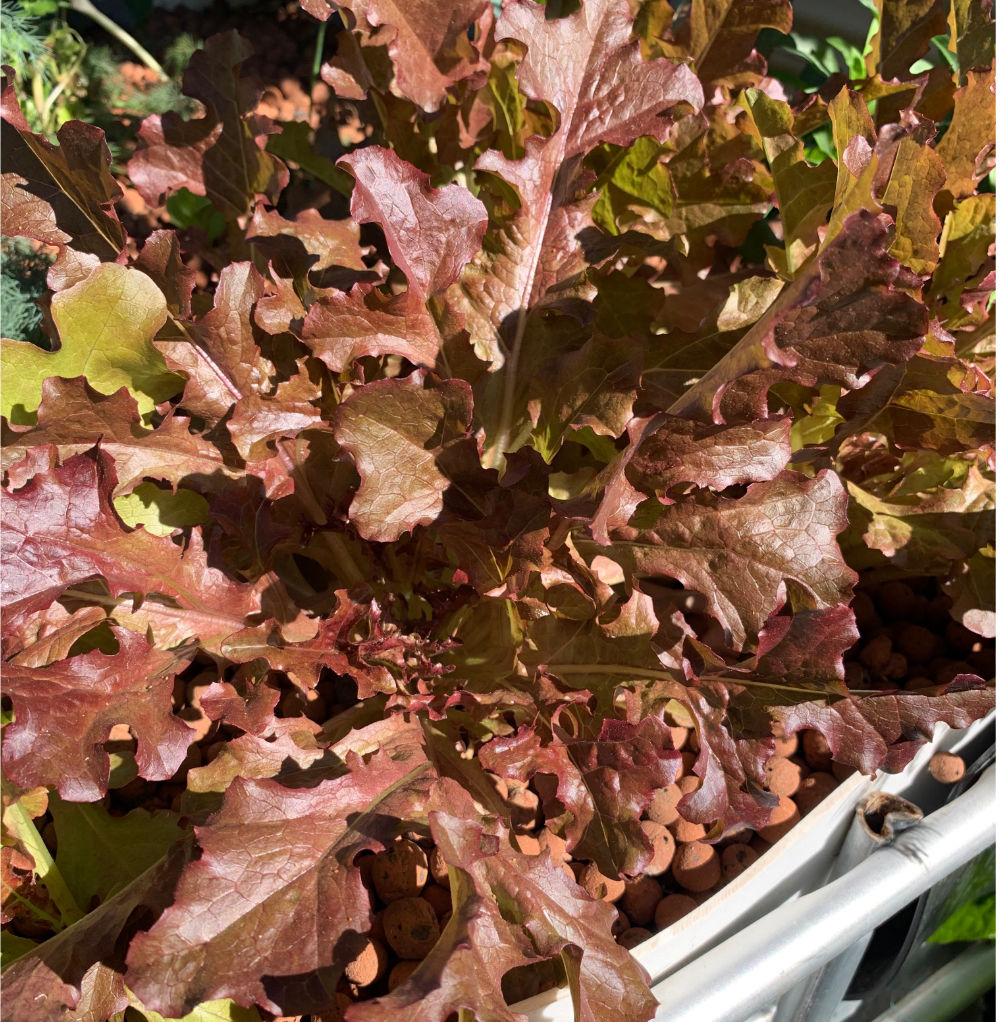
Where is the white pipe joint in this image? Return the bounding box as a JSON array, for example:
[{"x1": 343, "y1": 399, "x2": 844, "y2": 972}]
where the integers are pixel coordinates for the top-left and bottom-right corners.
[{"x1": 652, "y1": 765, "x2": 997, "y2": 1022}]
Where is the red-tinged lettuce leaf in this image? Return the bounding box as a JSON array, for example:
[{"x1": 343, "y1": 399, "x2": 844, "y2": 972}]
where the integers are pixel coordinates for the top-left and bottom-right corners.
[
  {"x1": 497, "y1": 0, "x2": 702, "y2": 158},
  {"x1": 198, "y1": 675, "x2": 283, "y2": 737},
  {"x1": 135, "y1": 229, "x2": 197, "y2": 321},
  {"x1": 669, "y1": 682, "x2": 776, "y2": 831},
  {"x1": 583, "y1": 470, "x2": 857, "y2": 651},
  {"x1": 185, "y1": 717, "x2": 327, "y2": 795},
  {"x1": 1, "y1": 73, "x2": 124, "y2": 262},
  {"x1": 246, "y1": 206, "x2": 369, "y2": 281},
  {"x1": 2, "y1": 629, "x2": 196, "y2": 801},
  {"x1": 774, "y1": 681, "x2": 996, "y2": 775},
  {"x1": 333, "y1": 370, "x2": 477, "y2": 542},
  {"x1": 352, "y1": 780, "x2": 658, "y2": 1022},
  {"x1": 2, "y1": 603, "x2": 106, "y2": 666},
  {"x1": 949, "y1": 0, "x2": 996, "y2": 79},
  {"x1": 934, "y1": 66, "x2": 996, "y2": 201},
  {"x1": 444, "y1": 0, "x2": 701, "y2": 459},
  {"x1": 49, "y1": 796, "x2": 186, "y2": 908},
  {"x1": 217, "y1": 593, "x2": 443, "y2": 700},
  {"x1": 323, "y1": 0, "x2": 491, "y2": 110},
  {"x1": 159, "y1": 262, "x2": 321, "y2": 457},
  {"x1": 2, "y1": 262, "x2": 183, "y2": 425},
  {"x1": 738, "y1": 89, "x2": 837, "y2": 273},
  {"x1": 126, "y1": 745, "x2": 433, "y2": 1017},
  {"x1": 843, "y1": 459, "x2": 995, "y2": 576},
  {"x1": 1, "y1": 449, "x2": 262, "y2": 646},
  {"x1": 127, "y1": 31, "x2": 288, "y2": 216},
  {"x1": 742, "y1": 605, "x2": 858, "y2": 696},
  {"x1": 881, "y1": 137, "x2": 947, "y2": 278},
  {"x1": 659, "y1": 0, "x2": 792, "y2": 85},
  {"x1": 528, "y1": 331, "x2": 642, "y2": 462},
  {"x1": 944, "y1": 547, "x2": 996, "y2": 639},
  {"x1": 1, "y1": 844, "x2": 188, "y2": 1022},
  {"x1": 339, "y1": 146, "x2": 488, "y2": 299},
  {"x1": 867, "y1": 0, "x2": 948, "y2": 80},
  {"x1": 670, "y1": 211, "x2": 929, "y2": 425},
  {"x1": 480, "y1": 717, "x2": 681, "y2": 877},
  {"x1": 523, "y1": 590, "x2": 689, "y2": 715},
  {"x1": 301, "y1": 286, "x2": 443, "y2": 371},
  {"x1": 625, "y1": 414, "x2": 792, "y2": 495},
  {"x1": 433, "y1": 447, "x2": 551, "y2": 593},
  {"x1": 1, "y1": 378, "x2": 239, "y2": 495},
  {"x1": 835, "y1": 354, "x2": 995, "y2": 457}
]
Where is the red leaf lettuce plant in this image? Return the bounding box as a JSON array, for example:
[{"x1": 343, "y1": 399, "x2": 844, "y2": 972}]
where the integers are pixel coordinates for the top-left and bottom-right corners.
[{"x1": 0, "y1": 0, "x2": 995, "y2": 1019}]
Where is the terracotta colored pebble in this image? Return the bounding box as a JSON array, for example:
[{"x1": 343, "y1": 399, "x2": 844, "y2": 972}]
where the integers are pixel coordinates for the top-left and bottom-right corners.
[
  {"x1": 620, "y1": 874, "x2": 662, "y2": 926},
  {"x1": 611, "y1": 907, "x2": 631, "y2": 937},
  {"x1": 720, "y1": 843, "x2": 758, "y2": 882},
  {"x1": 716, "y1": 825, "x2": 754, "y2": 847},
  {"x1": 677, "y1": 775, "x2": 700, "y2": 795},
  {"x1": 772, "y1": 733, "x2": 798, "y2": 758},
  {"x1": 654, "y1": 893, "x2": 698, "y2": 929},
  {"x1": 926, "y1": 593, "x2": 954, "y2": 624},
  {"x1": 513, "y1": 832, "x2": 541, "y2": 856},
  {"x1": 507, "y1": 783, "x2": 541, "y2": 831},
  {"x1": 801, "y1": 730, "x2": 833, "y2": 770},
  {"x1": 672, "y1": 841, "x2": 721, "y2": 893},
  {"x1": 427, "y1": 846, "x2": 449, "y2": 886},
  {"x1": 355, "y1": 851, "x2": 376, "y2": 891},
  {"x1": 945, "y1": 620, "x2": 978, "y2": 654},
  {"x1": 860, "y1": 635, "x2": 893, "y2": 672},
  {"x1": 640, "y1": 820, "x2": 675, "y2": 876},
  {"x1": 342, "y1": 936, "x2": 387, "y2": 987},
  {"x1": 878, "y1": 580, "x2": 916, "y2": 620},
  {"x1": 905, "y1": 676, "x2": 934, "y2": 691},
  {"x1": 531, "y1": 772, "x2": 559, "y2": 803},
  {"x1": 646, "y1": 785, "x2": 681, "y2": 826},
  {"x1": 371, "y1": 838, "x2": 428, "y2": 903},
  {"x1": 896, "y1": 624, "x2": 939, "y2": 663},
  {"x1": 666, "y1": 725, "x2": 689, "y2": 751},
  {"x1": 669, "y1": 816, "x2": 707, "y2": 843},
  {"x1": 388, "y1": 959, "x2": 421, "y2": 991},
  {"x1": 382, "y1": 896, "x2": 440, "y2": 959},
  {"x1": 884, "y1": 652, "x2": 908, "y2": 680},
  {"x1": 851, "y1": 591, "x2": 879, "y2": 630},
  {"x1": 680, "y1": 751, "x2": 698, "y2": 772},
  {"x1": 561, "y1": 862, "x2": 577, "y2": 883},
  {"x1": 795, "y1": 771, "x2": 838, "y2": 814},
  {"x1": 844, "y1": 661, "x2": 865, "y2": 688},
  {"x1": 421, "y1": 883, "x2": 452, "y2": 917},
  {"x1": 619, "y1": 926, "x2": 653, "y2": 949},
  {"x1": 936, "y1": 660, "x2": 974, "y2": 685},
  {"x1": 749, "y1": 835, "x2": 771, "y2": 857},
  {"x1": 929, "y1": 752, "x2": 966, "y2": 784},
  {"x1": 763, "y1": 755, "x2": 803, "y2": 797},
  {"x1": 757, "y1": 795, "x2": 800, "y2": 844},
  {"x1": 578, "y1": 862, "x2": 625, "y2": 902},
  {"x1": 538, "y1": 828, "x2": 570, "y2": 864}
]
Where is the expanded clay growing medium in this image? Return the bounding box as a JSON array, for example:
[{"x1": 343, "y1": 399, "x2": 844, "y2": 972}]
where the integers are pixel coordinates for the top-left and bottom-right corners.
[{"x1": 255, "y1": 575, "x2": 993, "y2": 1022}]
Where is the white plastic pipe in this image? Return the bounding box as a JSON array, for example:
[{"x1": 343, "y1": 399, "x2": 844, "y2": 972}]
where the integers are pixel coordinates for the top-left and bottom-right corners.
[
  {"x1": 651, "y1": 765, "x2": 996, "y2": 1022},
  {"x1": 774, "y1": 793, "x2": 925, "y2": 1022}
]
